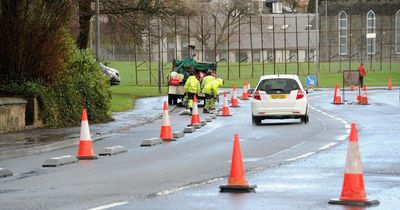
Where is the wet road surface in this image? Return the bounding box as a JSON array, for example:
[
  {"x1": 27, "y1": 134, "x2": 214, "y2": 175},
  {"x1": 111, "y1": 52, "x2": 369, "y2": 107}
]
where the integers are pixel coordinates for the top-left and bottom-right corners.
[{"x1": 0, "y1": 88, "x2": 399, "y2": 210}]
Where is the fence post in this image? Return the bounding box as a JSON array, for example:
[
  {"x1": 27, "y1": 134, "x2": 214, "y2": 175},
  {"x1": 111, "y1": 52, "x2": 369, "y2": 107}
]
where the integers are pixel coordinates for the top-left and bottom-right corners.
[
  {"x1": 238, "y1": 16, "x2": 241, "y2": 79},
  {"x1": 380, "y1": 15, "x2": 383, "y2": 71},
  {"x1": 148, "y1": 17, "x2": 152, "y2": 85},
  {"x1": 307, "y1": 14, "x2": 310, "y2": 75},
  {"x1": 187, "y1": 16, "x2": 190, "y2": 51},
  {"x1": 227, "y1": 15, "x2": 230, "y2": 80},
  {"x1": 260, "y1": 15, "x2": 265, "y2": 75},
  {"x1": 134, "y1": 42, "x2": 138, "y2": 85},
  {"x1": 214, "y1": 15, "x2": 217, "y2": 63},
  {"x1": 250, "y1": 16, "x2": 254, "y2": 78},
  {"x1": 201, "y1": 16, "x2": 204, "y2": 61},
  {"x1": 349, "y1": 15, "x2": 352, "y2": 71},
  {"x1": 273, "y1": 16, "x2": 276, "y2": 74},
  {"x1": 295, "y1": 16, "x2": 300, "y2": 75},
  {"x1": 174, "y1": 15, "x2": 177, "y2": 59},
  {"x1": 284, "y1": 15, "x2": 287, "y2": 74},
  {"x1": 390, "y1": 16, "x2": 392, "y2": 71}
]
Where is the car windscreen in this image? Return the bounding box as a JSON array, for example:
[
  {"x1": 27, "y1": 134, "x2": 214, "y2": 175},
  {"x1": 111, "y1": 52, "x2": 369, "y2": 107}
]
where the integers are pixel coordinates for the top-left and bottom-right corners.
[{"x1": 257, "y1": 78, "x2": 300, "y2": 94}]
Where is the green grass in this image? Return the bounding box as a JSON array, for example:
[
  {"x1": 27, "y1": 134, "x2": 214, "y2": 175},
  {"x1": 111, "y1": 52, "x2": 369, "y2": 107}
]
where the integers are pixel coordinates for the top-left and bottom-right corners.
[{"x1": 108, "y1": 61, "x2": 400, "y2": 112}]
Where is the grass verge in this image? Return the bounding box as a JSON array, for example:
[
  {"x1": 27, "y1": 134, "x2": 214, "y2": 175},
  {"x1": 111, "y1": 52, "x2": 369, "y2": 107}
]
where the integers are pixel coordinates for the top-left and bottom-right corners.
[{"x1": 108, "y1": 61, "x2": 399, "y2": 112}]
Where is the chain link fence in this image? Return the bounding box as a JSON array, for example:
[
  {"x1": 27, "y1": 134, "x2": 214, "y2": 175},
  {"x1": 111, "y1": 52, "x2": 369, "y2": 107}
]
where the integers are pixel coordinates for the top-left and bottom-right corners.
[{"x1": 96, "y1": 13, "x2": 400, "y2": 85}]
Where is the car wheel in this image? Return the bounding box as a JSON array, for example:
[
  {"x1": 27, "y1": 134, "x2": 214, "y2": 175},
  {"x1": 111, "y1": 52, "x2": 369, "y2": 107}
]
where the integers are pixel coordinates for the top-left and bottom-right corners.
[
  {"x1": 301, "y1": 115, "x2": 309, "y2": 124},
  {"x1": 252, "y1": 115, "x2": 262, "y2": 125}
]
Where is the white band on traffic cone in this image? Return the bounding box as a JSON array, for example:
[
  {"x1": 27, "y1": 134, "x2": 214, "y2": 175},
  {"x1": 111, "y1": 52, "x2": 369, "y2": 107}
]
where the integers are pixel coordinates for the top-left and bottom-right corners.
[
  {"x1": 80, "y1": 120, "x2": 91, "y2": 141},
  {"x1": 162, "y1": 109, "x2": 171, "y2": 126},
  {"x1": 345, "y1": 142, "x2": 363, "y2": 174}
]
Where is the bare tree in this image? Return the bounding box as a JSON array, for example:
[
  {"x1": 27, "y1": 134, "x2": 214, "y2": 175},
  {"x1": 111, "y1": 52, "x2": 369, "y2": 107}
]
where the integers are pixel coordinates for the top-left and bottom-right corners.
[
  {"x1": 0, "y1": 0, "x2": 72, "y2": 83},
  {"x1": 77, "y1": 0, "x2": 185, "y2": 49},
  {"x1": 167, "y1": 0, "x2": 252, "y2": 59}
]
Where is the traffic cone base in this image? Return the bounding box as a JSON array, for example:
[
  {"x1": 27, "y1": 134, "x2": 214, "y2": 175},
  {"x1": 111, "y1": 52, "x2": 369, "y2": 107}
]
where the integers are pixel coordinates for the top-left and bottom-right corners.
[
  {"x1": 328, "y1": 198, "x2": 379, "y2": 207},
  {"x1": 160, "y1": 126, "x2": 176, "y2": 141},
  {"x1": 332, "y1": 83, "x2": 343, "y2": 104},
  {"x1": 219, "y1": 184, "x2": 257, "y2": 193},
  {"x1": 358, "y1": 96, "x2": 369, "y2": 105},
  {"x1": 333, "y1": 96, "x2": 344, "y2": 105},
  {"x1": 230, "y1": 98, "x2": 240, "y2": 107},
  {"x1": 191, "y1": 115, "x2": 201, "y2": 125},
  {"x1": 218, "y1": 109, "x2": 232, "y2": 116},
  {"x1": 77, "y1": 140, "x2": 98, "y2": 160},
  {"x1": 340, "y1": 173, "x2": 366, "y2": 201}
]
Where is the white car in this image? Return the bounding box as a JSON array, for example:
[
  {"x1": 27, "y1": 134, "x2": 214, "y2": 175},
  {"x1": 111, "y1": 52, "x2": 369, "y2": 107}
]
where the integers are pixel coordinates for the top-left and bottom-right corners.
[
  {"x1": 251, "y1": 74, "x2": 309, "y2": 125},
  {"x1": 99, "y1": 63, "x2": 121, "y2": 85}
]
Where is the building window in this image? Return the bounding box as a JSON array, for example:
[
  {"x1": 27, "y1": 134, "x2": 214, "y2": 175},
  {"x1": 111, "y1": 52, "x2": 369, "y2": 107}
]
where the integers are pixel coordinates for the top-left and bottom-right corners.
[
  {"x1": 366, "y1": 10, "x2": 376, "y2": 55},
  {"x1": 396, "y1": 10, "x2": 400, "y2": 54},
  {"x1": 338, "y1": 11, "x2": 348, "y2": 55}
]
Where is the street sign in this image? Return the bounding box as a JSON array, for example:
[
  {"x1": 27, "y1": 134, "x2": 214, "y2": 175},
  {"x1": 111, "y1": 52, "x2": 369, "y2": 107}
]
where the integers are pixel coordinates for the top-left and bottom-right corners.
[
  {"x1": 343, "y1": 70, "x2": 359, "y2": 86},
  {"x1": 305, "y1": 75, "x2": 317, "y2": 87}
]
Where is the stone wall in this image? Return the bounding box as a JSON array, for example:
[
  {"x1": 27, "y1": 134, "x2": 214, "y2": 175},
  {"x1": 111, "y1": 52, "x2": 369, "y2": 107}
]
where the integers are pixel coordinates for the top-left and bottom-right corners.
[{"x1": 0, "y1": 97, "x2": 27, "y2": 134}]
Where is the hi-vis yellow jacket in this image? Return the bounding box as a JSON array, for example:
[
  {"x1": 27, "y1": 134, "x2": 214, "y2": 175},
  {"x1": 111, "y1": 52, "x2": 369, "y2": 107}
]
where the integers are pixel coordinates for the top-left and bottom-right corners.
[{"x1": 184, "y1": 75, "x2": 200, "y2": 94}]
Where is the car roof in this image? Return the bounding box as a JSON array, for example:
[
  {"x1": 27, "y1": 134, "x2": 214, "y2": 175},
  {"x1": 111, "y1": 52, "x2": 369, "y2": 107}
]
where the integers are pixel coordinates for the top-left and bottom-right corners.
[{"x1": 259, "y1": 74, "x2": 300, "y2": 80}]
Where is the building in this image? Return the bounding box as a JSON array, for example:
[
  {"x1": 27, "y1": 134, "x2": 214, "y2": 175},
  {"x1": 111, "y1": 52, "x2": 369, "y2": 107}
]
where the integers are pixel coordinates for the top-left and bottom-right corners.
[{"x1": 318, "y1": 0, "x2": 400, "y2": 70}]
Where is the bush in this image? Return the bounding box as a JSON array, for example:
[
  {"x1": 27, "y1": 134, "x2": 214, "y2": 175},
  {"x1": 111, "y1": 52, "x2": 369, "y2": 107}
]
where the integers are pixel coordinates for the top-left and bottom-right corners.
[{"x1": 0, "y1": 47, "x2": 112, "y2": 127}]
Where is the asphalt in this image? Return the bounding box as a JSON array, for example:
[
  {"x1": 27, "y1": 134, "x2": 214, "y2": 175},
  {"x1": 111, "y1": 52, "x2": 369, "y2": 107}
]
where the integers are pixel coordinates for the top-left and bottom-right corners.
[{"x1": 0, "y1": 86, "x2": 396, "y2": 161}]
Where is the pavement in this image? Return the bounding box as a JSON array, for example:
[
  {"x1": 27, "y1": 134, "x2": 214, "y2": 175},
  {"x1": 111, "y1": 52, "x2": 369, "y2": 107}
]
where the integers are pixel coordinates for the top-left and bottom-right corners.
[{"x1": 0, "y1": 96, "x2": 172, "y2": 160}]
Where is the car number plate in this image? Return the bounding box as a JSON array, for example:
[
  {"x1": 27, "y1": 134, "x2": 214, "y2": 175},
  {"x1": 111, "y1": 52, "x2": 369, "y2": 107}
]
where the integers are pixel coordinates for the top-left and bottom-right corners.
[{"x1": 270, "y1": 94, "x2": 288, "y2": 99}]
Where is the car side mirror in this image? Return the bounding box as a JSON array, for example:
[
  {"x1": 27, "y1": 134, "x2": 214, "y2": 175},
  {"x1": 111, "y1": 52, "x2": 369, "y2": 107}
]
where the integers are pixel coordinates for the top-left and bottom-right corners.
[{"x1": 248, "y1": 88, "x2": 254, "y2": 94}]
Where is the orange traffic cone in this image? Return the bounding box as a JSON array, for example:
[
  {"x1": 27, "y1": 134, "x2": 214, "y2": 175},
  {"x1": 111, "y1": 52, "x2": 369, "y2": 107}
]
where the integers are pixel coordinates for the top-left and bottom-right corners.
[
  {"x1": 359, "y1": 85, "x2": 369, "y2": 105},
  {"x1": 333, "y1": 83, "x2": 343, "y2": 104},
  {"x1": 247, "y1": 80, "x2": 252, "y2": 97},
  {"x1": 231, "y1": 84, "x2": 240, "y2": 107},
  {"x1": 388, "y1": 77, "x2": 393, "y2": 90},
  {"x1": 329, "y1": 123, "x2": 379, "y2": 206},
  {"x1": 77, "y1": 108, "x2": 98, "y2": 160},
  {"x1": 220, "y1": 133, "x2": 256, "y2": 192},
  {"x1": 241, "y1": 82, "x2": 249, "y2": 100},
  {"x1": 219, "y1": 91, "x2": 232, "y2": 116},
  {"x1": 160, "y1": 101, "x2": 175, "y2": 141},
  {"x1": 191, "y1": 95, "x2": 201, "y2": 126}
]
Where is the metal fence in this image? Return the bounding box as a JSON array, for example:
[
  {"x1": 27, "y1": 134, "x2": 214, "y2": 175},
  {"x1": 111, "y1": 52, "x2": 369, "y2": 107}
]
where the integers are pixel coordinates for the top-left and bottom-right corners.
[{"x1": 96, "y1": 13, "x2": 400, "y2": 85}]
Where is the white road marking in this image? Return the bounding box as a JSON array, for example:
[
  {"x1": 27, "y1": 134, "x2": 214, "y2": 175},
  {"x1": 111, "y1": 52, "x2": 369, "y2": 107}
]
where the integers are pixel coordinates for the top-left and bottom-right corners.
[
  {"x1": 309, "y1": 105, "x2": 350, "y2": 137},
  {"x1": 156, "y1": 178, "x2": 224, "y2": 196},
  {"x1": 88, "y1": 202, "x2": 129, "y2": 210},
  {"x1": 318, "y1": 142, "x2": 338, "y2": 150},
  {"x1": 285, "y1": 152, "x2": 315, "y2": 162},
  {"x1": 336, "y1": 134, "x2": 348, "y2": 141}
]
